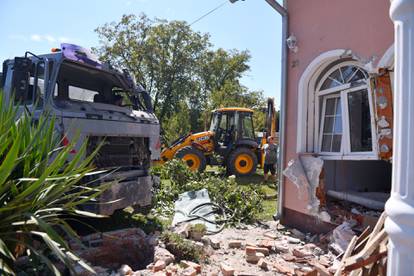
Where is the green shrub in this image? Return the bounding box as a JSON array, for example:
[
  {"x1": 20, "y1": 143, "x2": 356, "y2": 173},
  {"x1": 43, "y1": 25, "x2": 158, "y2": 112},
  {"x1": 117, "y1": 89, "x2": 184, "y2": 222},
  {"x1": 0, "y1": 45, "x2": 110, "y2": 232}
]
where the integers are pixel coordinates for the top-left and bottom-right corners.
[
  {"x1": 0, "y1": 94, "x2": 106, "y2": 275},
  {"x1": 153, "y1": 159, "x2": 264, "y2": 225},
  {"x1": 159, "y1": 231, "x2": 202, "y2": 262}
]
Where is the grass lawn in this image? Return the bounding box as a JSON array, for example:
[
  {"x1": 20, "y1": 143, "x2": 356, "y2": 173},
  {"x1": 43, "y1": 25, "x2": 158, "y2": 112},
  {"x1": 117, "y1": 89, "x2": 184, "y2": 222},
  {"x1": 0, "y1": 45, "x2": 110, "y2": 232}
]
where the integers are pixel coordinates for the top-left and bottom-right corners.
[{"x1": 234, "y1": 169, "x2": 278, "y2": 221}]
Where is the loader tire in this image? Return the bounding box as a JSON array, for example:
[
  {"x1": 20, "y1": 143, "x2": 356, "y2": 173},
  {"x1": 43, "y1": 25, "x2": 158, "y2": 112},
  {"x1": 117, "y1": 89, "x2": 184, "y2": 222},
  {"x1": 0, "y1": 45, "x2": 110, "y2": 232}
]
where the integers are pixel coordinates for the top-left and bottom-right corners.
[
  {"x1": 227, "y1": 147, "x2": 257, "y2": 177},
  {"x1": 175, "y1": 146, "x2": 207, "y2": 172}
]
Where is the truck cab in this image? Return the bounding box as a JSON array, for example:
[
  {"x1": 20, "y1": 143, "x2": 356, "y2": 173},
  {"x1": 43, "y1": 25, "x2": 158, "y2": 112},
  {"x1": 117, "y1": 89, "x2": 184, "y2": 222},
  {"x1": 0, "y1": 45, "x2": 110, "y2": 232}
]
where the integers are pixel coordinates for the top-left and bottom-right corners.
[{"x1": 1, "y1": 44, "x2": 160, "y2": 215}]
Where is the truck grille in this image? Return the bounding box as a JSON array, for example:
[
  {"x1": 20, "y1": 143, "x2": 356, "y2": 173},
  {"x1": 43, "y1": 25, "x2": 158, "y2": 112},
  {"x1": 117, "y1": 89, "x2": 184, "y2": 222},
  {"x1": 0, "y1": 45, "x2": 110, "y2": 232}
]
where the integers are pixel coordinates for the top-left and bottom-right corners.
[{"x1": 87, "y1": 136, "x2": 150, "y2": 169}]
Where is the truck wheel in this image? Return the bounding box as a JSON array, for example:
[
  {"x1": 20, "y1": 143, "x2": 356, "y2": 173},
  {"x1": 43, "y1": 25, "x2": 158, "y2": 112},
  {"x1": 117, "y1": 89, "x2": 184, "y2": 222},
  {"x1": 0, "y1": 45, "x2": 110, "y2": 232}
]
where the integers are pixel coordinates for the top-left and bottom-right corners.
[
  {"x1": 227, "y1": 147, "x2": 257, "y2": 176},
  {"x1": 175, "y1": 146, "x2": 207, "y2": 172}
]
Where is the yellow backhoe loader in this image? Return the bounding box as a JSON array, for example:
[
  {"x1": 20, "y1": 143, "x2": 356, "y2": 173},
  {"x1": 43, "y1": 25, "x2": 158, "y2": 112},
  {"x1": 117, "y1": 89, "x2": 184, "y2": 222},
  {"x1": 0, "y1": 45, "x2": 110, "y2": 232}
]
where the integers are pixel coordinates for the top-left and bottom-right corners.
[{"x1": 160, "y1": 98, "x2": 277, "y2": 176}]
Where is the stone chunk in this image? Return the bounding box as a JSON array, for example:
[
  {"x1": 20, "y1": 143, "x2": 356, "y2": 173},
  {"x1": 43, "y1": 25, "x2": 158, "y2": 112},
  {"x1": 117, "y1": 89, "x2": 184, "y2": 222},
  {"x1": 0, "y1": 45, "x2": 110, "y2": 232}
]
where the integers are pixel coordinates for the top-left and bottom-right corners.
[
  {"x1": 274, "y1": 243, "x2": 289, "y2": 253},
  {"x1": 154, "y1": 246, "x2": 175, "y2": 265},
  {"x1": 119, "y1": 264, "x2": 133, "y2": 275},
  {"x1": 182, "y1": 267, "x2": 197, "y2": 276},
  {"x1": 209, "y1": 237, "x2": 221, "y2": 249},
  {"x1": 292, "y1": 248, "x2": 312, "y2": 258},
  {"x1": 287, "y1": 237, "x2": 301, "y2": 244},
  {"x1": 174, "y1": 223, "x2": 192, "y2": 238},
  {"x1": 263, "y1": 232, "x2": 278, "y2": 239},
  {"x1": 220, "y1": 263, "x2": 235, "y2": 276},
  {"x1": 257, "y1": 239, "x2": 274, "y2": 249},
  {"x1": 180, "y1": 260, "x2": 201, "y2": 273},
  {"x1": 228, "y1": 240, "x2": 242, "y2": 249},
  {"x1": 246, "y1": 252, "x2": 265, "y2": 264},
  {"x1": 153, "y1": 260, "x2": 166, "y2": 272},
  {"x1": 245, "y1": 246, "x2": 269, "y2": 256},
  {"x1": 258, "y1": 258, "x2": 270, "y2": 271}
]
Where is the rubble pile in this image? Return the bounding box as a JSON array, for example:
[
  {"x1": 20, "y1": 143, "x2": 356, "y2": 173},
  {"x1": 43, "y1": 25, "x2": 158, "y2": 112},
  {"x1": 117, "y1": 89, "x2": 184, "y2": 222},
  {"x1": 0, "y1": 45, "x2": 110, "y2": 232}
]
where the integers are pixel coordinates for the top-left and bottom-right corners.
[
  {"x1": 330, "y1": 212, "x2": 388, "y2": 276},
  {"x1": 68, "y1": 213, "x2": 388, "y2": 276}
]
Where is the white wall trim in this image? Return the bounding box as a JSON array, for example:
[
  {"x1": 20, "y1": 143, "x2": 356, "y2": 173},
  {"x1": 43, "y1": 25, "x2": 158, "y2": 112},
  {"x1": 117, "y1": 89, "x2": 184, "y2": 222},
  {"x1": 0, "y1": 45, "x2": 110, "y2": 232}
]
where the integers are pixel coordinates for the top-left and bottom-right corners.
[
  {"x1": 297, "y1": 49, "x2": 348, "y2": 153},
  {"x1": 377, "y1": 44, "x2": 394, "y2": 69}
]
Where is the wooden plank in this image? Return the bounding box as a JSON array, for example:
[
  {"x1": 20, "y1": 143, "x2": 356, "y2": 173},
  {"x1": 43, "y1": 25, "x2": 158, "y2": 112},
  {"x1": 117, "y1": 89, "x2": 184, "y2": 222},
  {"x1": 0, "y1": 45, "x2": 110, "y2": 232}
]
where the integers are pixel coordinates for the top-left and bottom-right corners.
[
  {"x1": 344, "y1": 250, "x2": 387, "y2": 272},
  {"x1": 334, "y1": 235, "x2": 358, "y2": 276},
  {"x1": 357, "y1": 229, "x2": 387, "y2": 259},
  {"x1": 337, "y1": 226, "x2": 371, "y2": 258},
  {"x1": 366, "y1": 212, "x2": 386, "y2": 246}
]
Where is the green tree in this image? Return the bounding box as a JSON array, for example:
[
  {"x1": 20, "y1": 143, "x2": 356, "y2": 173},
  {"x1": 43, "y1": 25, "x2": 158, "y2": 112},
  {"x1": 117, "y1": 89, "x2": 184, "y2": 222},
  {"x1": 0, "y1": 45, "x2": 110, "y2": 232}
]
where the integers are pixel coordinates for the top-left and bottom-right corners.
[
  {"x1": 94, "y1": 14, "x2": 209, "y2": 123},
  {"x1": 94, "y1": 13, "x2": 268, "y2": 142}
]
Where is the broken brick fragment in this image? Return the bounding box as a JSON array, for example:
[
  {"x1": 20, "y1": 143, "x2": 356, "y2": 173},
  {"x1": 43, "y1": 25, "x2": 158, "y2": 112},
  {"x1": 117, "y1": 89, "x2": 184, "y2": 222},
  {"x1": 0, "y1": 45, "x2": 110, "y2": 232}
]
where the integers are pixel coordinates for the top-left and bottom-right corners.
[
  {"x1": 257, "y1": 239, "x2": 274, "y2": 249},
  {"x1": 153, "y1": 260, "x2": 166, "y2": 272},
  {"x1": 180, "y1": 260, "x2": 201, "y2": 273},
  {"x1": 228, "y1": 240, "x2": 242, "y2": 249},
  {"x1": 257, "y1": 258, "x2": 270, "y2": 271},
  {"x1": 246, "y1": 252, "x2": 264, "y2": 264},
  {"x1": 182, "y1": 267, "x2": 197, "y2": 276},
  {"x1": 220, "y1": 263, "x2": 235, "y2": 276}
]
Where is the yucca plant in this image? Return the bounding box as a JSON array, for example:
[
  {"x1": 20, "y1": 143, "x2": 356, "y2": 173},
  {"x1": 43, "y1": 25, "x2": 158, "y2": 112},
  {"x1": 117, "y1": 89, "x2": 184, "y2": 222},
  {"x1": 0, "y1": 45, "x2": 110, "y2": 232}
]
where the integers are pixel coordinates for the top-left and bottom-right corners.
[{"x1": 0, "y1": 93, "x2": 109, "y2": 275}]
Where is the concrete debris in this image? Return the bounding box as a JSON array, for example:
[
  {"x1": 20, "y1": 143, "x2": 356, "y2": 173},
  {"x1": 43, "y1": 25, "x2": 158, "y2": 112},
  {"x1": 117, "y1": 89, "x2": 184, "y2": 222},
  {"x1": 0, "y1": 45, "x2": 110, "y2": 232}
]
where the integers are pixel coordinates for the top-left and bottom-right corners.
[
  {"x1": 220, "y1": 262, "x2": 235, "y2": 276},
  {"x1": 182, "y1": 266, "x2": 197, "y2": 276},
  {"x1": 154, "y1": 246, "x2": 175, "y2": 265},
  {"x1": 173, "y1": 222, "x2": 192, "y2": 238},
  {"x1": 263, "y1": 231, "x2": 278, "y2": 239},
  {"x1": 209, "y1": 237, "x2": 221, "y2": 249},
  {"x1": 152, "y1": 260, "x2": 166, "y2": 272},
  {"x1": 258, "y1": 258, "x2": 270, "y2": 270},
  {"x1": 246, "y1": 252, "x2": 265, "y2": 264},
  {"x1": 180, "y1": 260, "x2": 201, "y2": 273},
  {"x1": 118, "y1": 264, "x2": 133, "y2": 275},
  {"x1": 330, "y1": 220, "x2": 357, "y2": 253},
  {"x1": 80, "y1": 213, "x2": 385, "y2": 276},
  {"x1": 287, "y1": 236, "x2": 301, "y2": 244}
]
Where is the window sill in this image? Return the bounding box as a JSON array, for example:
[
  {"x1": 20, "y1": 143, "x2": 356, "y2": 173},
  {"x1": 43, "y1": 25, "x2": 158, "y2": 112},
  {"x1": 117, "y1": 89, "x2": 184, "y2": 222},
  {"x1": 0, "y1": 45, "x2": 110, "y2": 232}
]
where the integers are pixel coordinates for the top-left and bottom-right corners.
[{"x1": 317, "y1": 154, "x2": 379, "y2": 161}]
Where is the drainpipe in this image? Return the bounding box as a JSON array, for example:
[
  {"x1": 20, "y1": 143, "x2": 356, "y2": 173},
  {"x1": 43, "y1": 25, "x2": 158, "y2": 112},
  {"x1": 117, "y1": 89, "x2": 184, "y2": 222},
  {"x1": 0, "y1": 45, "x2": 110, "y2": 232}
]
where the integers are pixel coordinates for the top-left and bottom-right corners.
[
  {"x1": 385, "y1": 0, "x2": 414, "y2": 274},
  {"x1": 264, "y1": 0, "x2": 288, "y2": 220}
]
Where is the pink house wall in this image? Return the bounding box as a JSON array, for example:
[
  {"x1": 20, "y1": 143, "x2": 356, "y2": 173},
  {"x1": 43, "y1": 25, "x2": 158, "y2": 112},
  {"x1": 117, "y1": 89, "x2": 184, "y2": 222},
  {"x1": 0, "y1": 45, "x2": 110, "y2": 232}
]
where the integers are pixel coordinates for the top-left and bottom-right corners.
[{"x1": 283, "y1": 0, "x2": 393, "y2": 215}]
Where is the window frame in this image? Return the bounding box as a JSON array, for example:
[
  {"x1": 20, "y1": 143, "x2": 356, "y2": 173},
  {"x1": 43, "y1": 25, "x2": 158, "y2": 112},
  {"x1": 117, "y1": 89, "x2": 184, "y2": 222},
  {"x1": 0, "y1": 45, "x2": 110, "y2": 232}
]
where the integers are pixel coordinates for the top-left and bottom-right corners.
[{"x1": 315, "y1": 62, "x2": 378, "y2": 160}]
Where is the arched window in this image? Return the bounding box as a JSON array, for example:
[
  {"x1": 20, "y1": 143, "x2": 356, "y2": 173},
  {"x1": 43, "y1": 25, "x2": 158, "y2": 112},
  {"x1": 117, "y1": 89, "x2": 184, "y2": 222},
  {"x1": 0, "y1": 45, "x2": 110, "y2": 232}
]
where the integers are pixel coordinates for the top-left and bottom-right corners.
[{"x1": 315, "y1": 62, "x2": 376, "y2": 157}]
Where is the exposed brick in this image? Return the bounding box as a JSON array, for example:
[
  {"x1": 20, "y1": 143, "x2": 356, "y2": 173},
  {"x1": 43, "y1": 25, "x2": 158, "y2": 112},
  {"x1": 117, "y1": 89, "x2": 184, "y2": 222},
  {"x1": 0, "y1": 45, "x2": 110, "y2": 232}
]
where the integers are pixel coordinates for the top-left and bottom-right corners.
[
  {"x1": 245, "y1": 246, "x2": 257, "y2": 255},
  {"x1": 257, "y1": 239, "x2": 274, "y2": 249}
]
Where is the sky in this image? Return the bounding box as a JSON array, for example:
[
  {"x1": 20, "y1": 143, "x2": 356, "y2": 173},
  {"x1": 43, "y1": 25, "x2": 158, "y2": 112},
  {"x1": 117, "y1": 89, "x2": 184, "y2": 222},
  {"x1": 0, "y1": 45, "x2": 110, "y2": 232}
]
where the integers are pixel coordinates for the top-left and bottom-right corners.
[{"x1": 0, "y1": 0, "x2": 282, "y2": 105}]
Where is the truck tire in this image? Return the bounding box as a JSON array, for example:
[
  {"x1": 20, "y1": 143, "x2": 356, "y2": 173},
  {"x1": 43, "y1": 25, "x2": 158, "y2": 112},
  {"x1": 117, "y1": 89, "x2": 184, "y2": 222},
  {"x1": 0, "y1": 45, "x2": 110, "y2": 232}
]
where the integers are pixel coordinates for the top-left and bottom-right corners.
[
  {"x1": 175, "y1": 146, "x2": 207, "y2": 172},
  {"x1": 227, "y1": 147, "x2": 258, "y2": 176}
]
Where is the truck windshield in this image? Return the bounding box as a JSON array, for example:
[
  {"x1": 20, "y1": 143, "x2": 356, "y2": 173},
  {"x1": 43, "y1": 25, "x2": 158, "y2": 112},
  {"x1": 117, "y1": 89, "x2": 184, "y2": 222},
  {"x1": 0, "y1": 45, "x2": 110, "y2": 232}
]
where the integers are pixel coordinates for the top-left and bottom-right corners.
[{"x1": 53, "y1": 60, "x2": 149, "y2": 111}]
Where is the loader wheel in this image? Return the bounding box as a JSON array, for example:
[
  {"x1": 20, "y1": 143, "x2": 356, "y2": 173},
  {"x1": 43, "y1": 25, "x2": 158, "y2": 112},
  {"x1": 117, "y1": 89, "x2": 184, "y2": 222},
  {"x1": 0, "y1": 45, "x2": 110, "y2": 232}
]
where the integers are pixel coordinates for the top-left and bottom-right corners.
[
  {"x1": 175, "y1": 146, "x2": 207, "y2": 172},
  {"x1": 227, "y1": 147, "x2": 257, "y2": 176}
]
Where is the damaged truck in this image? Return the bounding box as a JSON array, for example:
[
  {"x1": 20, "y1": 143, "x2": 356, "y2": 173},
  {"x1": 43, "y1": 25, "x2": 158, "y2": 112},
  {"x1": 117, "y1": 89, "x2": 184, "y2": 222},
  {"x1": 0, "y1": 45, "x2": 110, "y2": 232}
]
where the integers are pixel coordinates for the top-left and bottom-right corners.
[{"x1": 0, "y1": 43, "x2": 160, "y2": 215}]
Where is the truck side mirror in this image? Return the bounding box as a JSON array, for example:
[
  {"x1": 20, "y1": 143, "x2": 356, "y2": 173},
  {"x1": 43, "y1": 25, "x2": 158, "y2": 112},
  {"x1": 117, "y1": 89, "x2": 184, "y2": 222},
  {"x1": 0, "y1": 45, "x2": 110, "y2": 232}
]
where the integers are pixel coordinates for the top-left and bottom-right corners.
[{"x1": 12, "y1": 57, "x2": 32, "y2": 103}]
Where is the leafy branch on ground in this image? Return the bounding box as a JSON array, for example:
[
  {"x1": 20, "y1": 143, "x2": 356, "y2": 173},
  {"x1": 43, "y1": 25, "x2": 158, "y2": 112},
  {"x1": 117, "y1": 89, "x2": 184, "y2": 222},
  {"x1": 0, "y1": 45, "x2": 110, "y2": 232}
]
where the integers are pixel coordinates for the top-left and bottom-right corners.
[
  {"x1": 159, "y1": 231, "x2": 202, "y2": 262},
  {"x1": 151, "y1": 159, "x2": 264, "y2": 225}
]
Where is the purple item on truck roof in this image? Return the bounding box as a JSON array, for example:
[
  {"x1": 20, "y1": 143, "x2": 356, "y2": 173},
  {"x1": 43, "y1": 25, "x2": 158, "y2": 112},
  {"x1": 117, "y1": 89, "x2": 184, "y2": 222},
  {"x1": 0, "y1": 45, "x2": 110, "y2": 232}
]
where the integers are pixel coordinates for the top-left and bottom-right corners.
[{"x1": 61, "y1": 43, "x2": 102, "y2": 68}]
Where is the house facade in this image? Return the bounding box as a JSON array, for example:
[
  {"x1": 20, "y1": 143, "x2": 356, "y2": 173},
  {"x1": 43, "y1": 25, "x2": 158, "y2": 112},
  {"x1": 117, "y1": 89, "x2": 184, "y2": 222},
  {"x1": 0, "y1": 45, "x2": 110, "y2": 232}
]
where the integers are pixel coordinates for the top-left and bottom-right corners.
[{"x1": 280, "y1": 0, "x2": 395, "y2": 233}]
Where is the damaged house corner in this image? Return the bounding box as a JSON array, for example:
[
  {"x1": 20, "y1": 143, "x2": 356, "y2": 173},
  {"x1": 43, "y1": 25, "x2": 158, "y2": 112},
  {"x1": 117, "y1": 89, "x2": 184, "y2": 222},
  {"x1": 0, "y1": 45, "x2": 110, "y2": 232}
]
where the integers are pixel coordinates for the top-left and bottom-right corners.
[{"x1": 279, "y1": 0, "x2": 395, "y2": 236}]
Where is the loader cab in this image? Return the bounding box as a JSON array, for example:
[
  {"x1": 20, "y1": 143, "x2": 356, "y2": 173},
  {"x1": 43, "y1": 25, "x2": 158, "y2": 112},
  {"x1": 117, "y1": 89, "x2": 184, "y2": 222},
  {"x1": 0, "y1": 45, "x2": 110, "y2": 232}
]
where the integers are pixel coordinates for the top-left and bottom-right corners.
[{"x1": 210, "y1": 108, "x2": 257, "y2": 156}]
